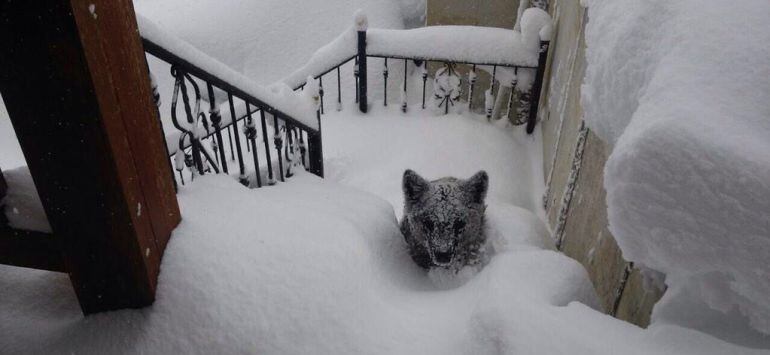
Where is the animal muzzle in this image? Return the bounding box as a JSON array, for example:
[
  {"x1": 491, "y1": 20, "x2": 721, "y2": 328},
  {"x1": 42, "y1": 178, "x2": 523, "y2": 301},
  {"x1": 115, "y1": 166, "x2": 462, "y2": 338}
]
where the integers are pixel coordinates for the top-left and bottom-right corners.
[{"x1": 429, "y1": 243, "x2": 456, "y2": 266}]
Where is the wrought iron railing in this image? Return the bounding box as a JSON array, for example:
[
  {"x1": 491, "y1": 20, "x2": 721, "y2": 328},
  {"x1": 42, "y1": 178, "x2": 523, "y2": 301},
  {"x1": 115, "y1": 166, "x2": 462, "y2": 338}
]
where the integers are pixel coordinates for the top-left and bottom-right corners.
[
  {"x1": 138, "y1": 9, "x2": 550, "y2": 189},
  {"x1": 139, "y1": 17, "x2": 323, "y2": 189},
  {"x1": 281, "y1": 10, "x2": 551, "y2": 134}
]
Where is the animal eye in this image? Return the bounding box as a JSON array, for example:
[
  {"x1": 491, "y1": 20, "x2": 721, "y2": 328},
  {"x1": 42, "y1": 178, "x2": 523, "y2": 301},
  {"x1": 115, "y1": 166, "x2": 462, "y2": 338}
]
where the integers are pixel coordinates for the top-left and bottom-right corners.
[
  {"x1": 423, "y1": 220, "x2": 434, "y2": 232},
  {"x1": 453, "y1": 220, "x2": 466, "y2": 232}
]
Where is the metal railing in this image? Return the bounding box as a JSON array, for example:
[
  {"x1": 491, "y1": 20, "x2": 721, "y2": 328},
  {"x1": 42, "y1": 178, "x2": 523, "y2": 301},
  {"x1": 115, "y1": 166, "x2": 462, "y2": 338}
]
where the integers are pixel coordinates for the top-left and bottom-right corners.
[
  {"x1": 142, "y1": 38, "x2": 323, "y2": 189},
  {"x1": 284, "y1": 13, "x2": 551, "y2": 134}
]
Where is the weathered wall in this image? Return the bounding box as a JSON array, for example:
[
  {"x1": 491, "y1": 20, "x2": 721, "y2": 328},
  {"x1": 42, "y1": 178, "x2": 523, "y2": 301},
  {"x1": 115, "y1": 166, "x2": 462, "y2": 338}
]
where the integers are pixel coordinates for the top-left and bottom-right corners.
[
  {"x1": 538, "y1": 0, "x2": 664, "y2": 327},
  {"x1": 427, "y1": 0, "x2": 665, "y2": 327}
]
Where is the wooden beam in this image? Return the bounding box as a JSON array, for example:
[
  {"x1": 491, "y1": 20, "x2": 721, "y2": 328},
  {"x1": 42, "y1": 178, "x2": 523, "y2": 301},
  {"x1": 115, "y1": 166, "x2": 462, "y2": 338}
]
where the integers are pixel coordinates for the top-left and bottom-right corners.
[
  {"x1": 0, "y1": 0, "x2": 180, "y2": 313},
  {"x1": 0, "y1": 167, "x2": 64, "y2": 272},
  {"x1": 0, "y1": 226, "x2": 65, "y2": 273}
]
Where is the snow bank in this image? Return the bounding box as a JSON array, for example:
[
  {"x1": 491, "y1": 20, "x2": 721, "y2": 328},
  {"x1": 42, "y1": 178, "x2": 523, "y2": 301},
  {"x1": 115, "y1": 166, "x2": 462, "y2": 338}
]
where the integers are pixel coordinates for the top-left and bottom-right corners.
[
  {"x1": 582, "y1": 0, "x2": 770, "y2": 344},
  {"x1": 367, "y1": 8, "x2": 552, "y2": 67},
  {"x1": 4, "y1": 173, "x2": 761, "y2": 354},
  {"x1": 137, "y1": 15, "x2": 319, "y2": 131},
  {"x1": 1, "y1": 166, "x2": 50, "y2": 233}
]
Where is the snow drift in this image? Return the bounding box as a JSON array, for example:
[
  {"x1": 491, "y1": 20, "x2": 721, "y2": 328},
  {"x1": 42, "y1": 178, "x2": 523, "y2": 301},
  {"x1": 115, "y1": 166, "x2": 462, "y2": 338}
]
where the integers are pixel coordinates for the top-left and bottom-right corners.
[{"x1": 582, "y1": 0, "x2": 770, "y2": 345}]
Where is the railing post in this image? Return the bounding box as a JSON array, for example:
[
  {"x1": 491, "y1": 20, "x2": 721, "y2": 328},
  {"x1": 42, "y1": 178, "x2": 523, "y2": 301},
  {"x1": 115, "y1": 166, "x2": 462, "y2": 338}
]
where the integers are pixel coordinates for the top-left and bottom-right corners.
[
  {"x1": 308, "y1": 110, "x2": 324, "y2": 177},
  {"x1": 355, "y1": 11, "x2": 368, "y2": 113},
  {"x1": 526, "y1": 40, "x2": 550, "y2": 134}
]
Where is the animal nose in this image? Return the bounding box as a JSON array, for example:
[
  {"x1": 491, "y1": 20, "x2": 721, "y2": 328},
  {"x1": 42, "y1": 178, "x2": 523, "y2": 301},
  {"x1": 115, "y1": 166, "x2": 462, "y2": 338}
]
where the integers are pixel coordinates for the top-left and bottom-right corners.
[{"x1": 434, "y1": 251, "x2": 453, "y2": 264}]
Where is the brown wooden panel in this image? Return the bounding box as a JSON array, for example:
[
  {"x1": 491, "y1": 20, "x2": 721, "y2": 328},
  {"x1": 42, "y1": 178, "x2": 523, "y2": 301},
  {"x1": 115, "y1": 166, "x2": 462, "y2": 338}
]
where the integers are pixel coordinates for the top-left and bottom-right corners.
[{"x1": 0, "y1": 0, "x2": 180, "y2": 313}]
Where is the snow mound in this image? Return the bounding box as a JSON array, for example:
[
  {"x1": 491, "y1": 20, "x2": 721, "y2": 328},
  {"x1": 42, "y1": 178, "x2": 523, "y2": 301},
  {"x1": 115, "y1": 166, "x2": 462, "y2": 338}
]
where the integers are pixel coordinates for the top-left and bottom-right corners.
[
  {"x1": 0, "y1": 174, "x2": 593, "y2": 354},
  {"x1": 582, "y1": 0, "x2": 770, "y2": 344}
]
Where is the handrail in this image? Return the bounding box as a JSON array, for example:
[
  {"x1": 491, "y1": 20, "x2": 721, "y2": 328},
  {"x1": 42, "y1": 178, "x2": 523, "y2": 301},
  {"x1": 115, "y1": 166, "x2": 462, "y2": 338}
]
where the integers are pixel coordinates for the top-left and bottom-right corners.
[
  {"x1": 138, "y1": 15, "x2": 323, "y2": 187},
  {"x1": 142, "y1": 39, "x2": 318, "y2": 134}
]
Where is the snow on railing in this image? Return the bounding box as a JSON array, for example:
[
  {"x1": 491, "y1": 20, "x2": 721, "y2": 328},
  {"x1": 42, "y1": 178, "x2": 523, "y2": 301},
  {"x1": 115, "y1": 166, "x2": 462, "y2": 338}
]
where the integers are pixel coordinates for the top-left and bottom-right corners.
[
  {"x1": 280, "y1": 7, "x2": 553, "y2": 133},
  {"x1": 137, "y1": 15, "x2": 323, "y2": 188}
]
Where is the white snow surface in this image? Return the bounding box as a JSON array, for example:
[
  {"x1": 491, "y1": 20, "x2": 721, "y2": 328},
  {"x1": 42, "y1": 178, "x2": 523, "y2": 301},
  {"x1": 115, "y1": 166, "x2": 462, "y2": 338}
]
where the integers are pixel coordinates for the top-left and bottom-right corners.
[
  {"x1": 582, "y1": 0, "x2": 770, "y2": 345},
  {"x1": 0, "y1": 96, "x2": 25, "y2": 170},
  {"x1": 367, "y1": 8, "x2": 552, "y2": 67},
  {"x1": 2, "y1": 106, "x2": 765, "y2": 354},
  {"x1": 1, "y1": 166, "x2": 51, "y2": 233},
  {"x1": 136, "y1": 15, "x2": 320, "y2": 131}
]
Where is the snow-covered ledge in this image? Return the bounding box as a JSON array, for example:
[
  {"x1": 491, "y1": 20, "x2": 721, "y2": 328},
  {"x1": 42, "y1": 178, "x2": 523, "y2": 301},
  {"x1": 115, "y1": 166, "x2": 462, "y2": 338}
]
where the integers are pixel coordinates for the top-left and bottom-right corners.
[{"x1": 582, "y1": 0, "x2": 770, "y2": 343}]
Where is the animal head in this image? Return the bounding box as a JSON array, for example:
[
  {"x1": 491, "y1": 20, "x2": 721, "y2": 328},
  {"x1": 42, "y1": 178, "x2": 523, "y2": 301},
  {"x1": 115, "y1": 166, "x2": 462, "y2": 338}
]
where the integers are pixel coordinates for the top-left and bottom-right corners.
[{"x1": 402, "y1": 169, "x2": 488, "y2": 267}]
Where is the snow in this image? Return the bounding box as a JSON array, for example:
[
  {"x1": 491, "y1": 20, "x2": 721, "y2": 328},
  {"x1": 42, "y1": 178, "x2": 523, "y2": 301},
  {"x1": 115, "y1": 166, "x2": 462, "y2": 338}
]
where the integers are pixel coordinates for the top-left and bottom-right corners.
[
  {"x1": 581, "y1": 0, "x2": 770, "y2": 346},
  {"x1": 1, "y1": 0, "x2": 769, "y2": 352},
  {"x1": 1, "y1": 166, "x2": 51, "y2": 233},
  {"x1": 136, "y1": 15, "x2": 320, "y2": 131},
  {"x1": 0, "y1": 96, "x2": 25, "y2": 170},
  {"x1": 367, "y1": 8, "x2": 552, "y2": 68},
  {"x1": 2, "y1": 106, "x2": 765, "y2": 354}
]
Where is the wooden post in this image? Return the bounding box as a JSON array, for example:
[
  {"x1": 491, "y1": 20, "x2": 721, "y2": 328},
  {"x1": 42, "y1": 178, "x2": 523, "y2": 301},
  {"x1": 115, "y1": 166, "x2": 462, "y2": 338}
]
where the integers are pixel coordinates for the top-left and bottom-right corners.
[{"x1": 0, "y1": 0, "x2": 180, "y2": 314}]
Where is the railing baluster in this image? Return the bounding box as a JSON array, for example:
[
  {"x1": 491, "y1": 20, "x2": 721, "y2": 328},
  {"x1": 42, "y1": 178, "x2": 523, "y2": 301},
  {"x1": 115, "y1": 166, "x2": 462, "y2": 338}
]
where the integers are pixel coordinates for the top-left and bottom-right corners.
[
  {"x1": 273, "y1": 115, "x2": 285, "y2": 182},
  {"x1": 205, "y1": 83, "x2": 228, "y2": 174},
  {"x1": 227, "y1": 93, "x2": 247, "y2": 185},
  {"x1": 336, "y1": 66, "x2": 342, "y2": 111},
  {"x1": 259, "y1": 109, "x2": 275, "y2": 185},
  {"x1": 468, "y1": 64, "x2": 477, "y2": 111},
  {"x1": 507, "y1": 68, "x2": 519, "y2": 124},
  {"x1": 486, "y1": 65, "x2": 497, "y2": 120},
  {"x1": 401, "y1": 59, "x2": 407, "y2": 113},
  {"x1": 319, "y1": 76, "x2": 325, "y2": 115},
  {"x1": 383, "y1": 57, "x2": 388, "y2": 106},
  {"x1": 227, "y1": 125, "x2": 235, "y2": 161},
  {"x1": 285, "y1": 123, "x2": 294, "y2": 178},
  {"x1": 177, "y1": 73, "x2": 205, "y2": 175},
  {"x1": 245, "y1": 102, "x2": 262, "y2": 187},
  {"x1": 354, "y1": 57, "x2": 360, "y2": 104},
  {"x1": 299, "y1": 129, "x2": 307, "y2": 168},
  {"x1": 421, "y1": 61, "x2": 427, "y2": 109}
]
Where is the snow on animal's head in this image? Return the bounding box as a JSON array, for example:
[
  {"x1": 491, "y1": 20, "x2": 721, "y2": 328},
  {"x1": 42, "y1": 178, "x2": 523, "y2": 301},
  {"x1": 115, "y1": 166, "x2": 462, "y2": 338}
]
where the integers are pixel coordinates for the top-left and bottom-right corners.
[{"x1": 402, "y1": 169, "x2": 488, "y2": 266}]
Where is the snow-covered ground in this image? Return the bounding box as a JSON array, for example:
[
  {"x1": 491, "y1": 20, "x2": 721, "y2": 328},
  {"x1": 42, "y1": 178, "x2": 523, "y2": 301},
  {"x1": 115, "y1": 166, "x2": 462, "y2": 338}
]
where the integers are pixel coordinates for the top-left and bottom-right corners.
[
  {"x1": 2, "y1": 0, "x2": 769, "y2": 353},
  {"x1": 582, "y1": 0, "x2": 770, "y2": 347},
  {"x1": 3, "y1": 106, "x2": 765, "y2": 354}
]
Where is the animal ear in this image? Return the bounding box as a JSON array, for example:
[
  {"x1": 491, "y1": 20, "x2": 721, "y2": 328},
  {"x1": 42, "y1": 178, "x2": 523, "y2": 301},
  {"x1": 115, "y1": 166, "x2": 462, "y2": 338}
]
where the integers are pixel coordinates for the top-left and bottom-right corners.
[
  {"x1": 403, "y1": 169, "x2": 430, "y2": 205},
  {"x1": 463, "y1": 170, "x2": 488, "y2": 204}
]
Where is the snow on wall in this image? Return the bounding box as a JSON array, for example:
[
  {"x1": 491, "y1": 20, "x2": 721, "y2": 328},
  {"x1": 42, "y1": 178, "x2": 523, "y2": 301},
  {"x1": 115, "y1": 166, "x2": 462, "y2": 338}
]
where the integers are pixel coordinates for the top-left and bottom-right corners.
[
  {"x1": 581, "y1": 0, "x2": 770, "y2": 343},
  {"x1": 137, "y1": 15, "x2": 320, "y2": 131}
]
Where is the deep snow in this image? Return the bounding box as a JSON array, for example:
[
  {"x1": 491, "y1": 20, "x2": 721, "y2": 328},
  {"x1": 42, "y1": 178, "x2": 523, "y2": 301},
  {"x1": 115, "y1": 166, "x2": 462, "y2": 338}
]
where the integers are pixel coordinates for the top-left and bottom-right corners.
[
  {"x1": 3, "y1": 107, "x2": 765, "y2": 354},
  {"x1": 1, "y1": 0, "x2": 769, "y2": 353},
  {"x1": 581, "y1": 0, "x2": 770, "y2": 346}
]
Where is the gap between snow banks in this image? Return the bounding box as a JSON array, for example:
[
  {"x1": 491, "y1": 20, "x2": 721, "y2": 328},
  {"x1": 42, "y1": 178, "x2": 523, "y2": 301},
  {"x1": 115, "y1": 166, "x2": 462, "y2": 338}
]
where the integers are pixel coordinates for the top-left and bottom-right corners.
[{"x1": 582, "y1": 0, "x2": 770, "y2": 345}]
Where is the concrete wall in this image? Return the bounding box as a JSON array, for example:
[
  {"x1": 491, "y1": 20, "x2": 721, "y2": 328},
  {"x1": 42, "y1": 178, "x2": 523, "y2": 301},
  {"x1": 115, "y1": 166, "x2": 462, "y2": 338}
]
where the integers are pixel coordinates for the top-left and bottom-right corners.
[{"x1": 427, "y1": 0, "x2": 665, "y2": 327}]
